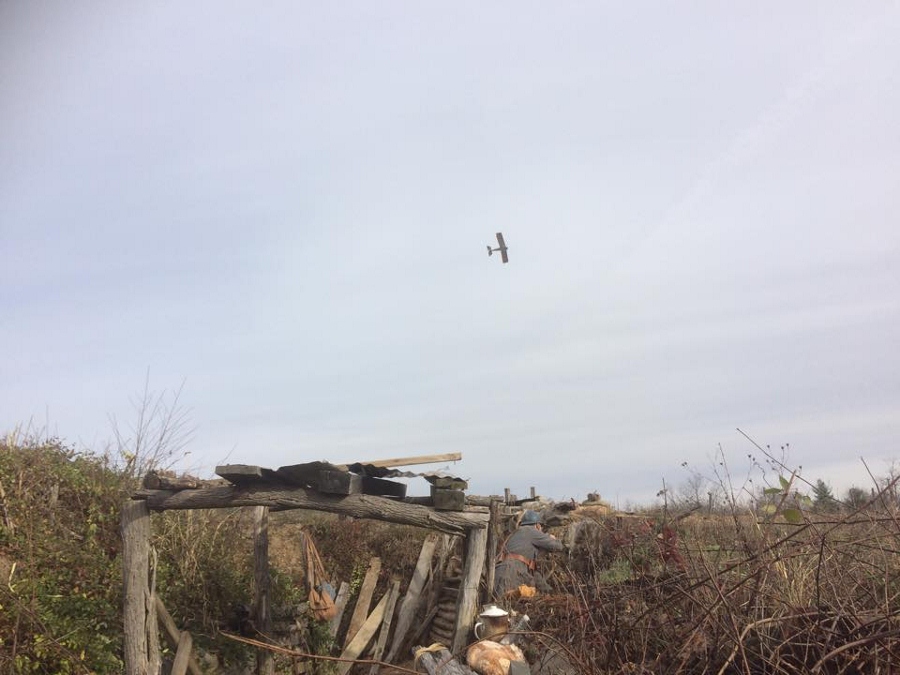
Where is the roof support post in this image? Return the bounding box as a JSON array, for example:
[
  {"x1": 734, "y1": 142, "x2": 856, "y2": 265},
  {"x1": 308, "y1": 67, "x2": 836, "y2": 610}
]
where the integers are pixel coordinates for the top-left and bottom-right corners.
[{"x1": 452, "y1": 525, "x2": 488, "y2": 655}]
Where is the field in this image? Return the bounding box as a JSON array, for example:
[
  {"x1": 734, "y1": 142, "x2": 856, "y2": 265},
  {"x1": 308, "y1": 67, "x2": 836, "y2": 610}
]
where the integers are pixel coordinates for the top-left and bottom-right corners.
[{"x1": 2, "y1": 437, "x2": 899, "y2": 674}]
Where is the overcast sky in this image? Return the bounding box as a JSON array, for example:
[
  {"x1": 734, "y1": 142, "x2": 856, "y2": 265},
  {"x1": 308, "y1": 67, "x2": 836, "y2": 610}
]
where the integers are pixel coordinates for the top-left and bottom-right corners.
[{"x1": 2, "y1": 2, "x2": 898, "y2": 505}]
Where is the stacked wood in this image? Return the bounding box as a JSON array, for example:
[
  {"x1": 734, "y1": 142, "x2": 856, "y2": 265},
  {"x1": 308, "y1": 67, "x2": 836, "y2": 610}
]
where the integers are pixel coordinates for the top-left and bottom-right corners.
[
  {"x1": 385, "y1": 535, "x2": 438, "y2": 663},
  {"x1": 412, "y1": 646, "x2": 477, "y2": 675}
]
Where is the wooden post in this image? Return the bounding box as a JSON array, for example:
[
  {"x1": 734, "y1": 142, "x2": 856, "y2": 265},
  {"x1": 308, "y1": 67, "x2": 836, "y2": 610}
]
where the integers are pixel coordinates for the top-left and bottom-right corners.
[
  {"x1": 385, "y1": 534, "x2": 437, "y2": 663},
  {"x1": 484, "y1": 499, "x2": 501, "y2": 603},
  {"x1": 452, "y1": 526, "x2": 488, "y2": 656},
  {"x1": 122, "y1": 499, "x2": 152, "y2": 675},
  {"x1": 252, "y1": 506, "x2": 274, "y2": 675}
]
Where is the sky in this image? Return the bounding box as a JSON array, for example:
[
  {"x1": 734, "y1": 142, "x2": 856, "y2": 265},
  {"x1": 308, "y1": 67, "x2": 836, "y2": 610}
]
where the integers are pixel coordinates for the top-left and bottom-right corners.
[{"x1": 2, "y1": 2, "x2": 899, "y2": 506}]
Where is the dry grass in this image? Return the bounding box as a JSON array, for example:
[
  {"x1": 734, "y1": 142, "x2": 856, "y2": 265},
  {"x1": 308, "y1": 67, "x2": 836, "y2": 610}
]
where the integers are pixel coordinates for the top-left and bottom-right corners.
[{"x1": 512, "y1": 490, "x2": 900, "y2": 674}]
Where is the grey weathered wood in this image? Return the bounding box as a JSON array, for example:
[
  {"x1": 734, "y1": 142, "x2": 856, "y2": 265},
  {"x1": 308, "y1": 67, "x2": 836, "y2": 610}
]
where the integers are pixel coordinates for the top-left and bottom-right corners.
[
  {"x1": 329, "y1": 581, "x2": 351, "y2": 635},
  {"x1": 319, "y1": 470, "x2": 363, "y2": 495},
  {"x1": 252, "y1": 506, "x2": 274, "y2": 675},
  {"x1": 122, "y1": 499, "x2": 151, "y2": 675},
  {"x1": 216, "y1": 464, "x2": 265, "y2": 484},
  {"x1": 385, "y1": 534, "x2": 437, "y2": 663},
  {"x1": 428, "y1": 476, "x2": 468, "y2": 490},
  {"x1": 155, "y1": 597, "x2": 203, "y2": 675},
  {"x1": 171, "y1": 631, "x2": 192, "y2": 675},
  {"x1": 452, "y1": 527, "x2": 488, "y2": 655},
  {"x1": 276, "y1": 461, "x2": 341, "y2": 488},
  {"x1": 368, "y1": 579, "x2": 400, "y2": 674},
  {"x1": 485, "y1": 499, "x2": 501, "y2": 603},
  {"x1": 361, "y1": 475, "x2": 407, "y2": 498},
  {"x1": 147, "y1": 550, "x2": 160, "y2": 675},
  {"x1": 136, "y1": 486, "x2": 489, "y2": 535},
  {"x1": 143, "y1": 471, "x2": 201, "y2": 491},
  {"x1": 431, "y1": 487, "x2": 466, "y2": 511},
  {"x1": 344, "y1": 558, "x2": 381, "y2": 649}
]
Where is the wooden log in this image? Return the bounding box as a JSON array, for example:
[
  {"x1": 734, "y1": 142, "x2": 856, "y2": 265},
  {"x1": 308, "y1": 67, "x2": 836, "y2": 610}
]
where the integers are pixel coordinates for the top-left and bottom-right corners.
[
  {"x1": 122, "y1": 500, "x2": 151, "y2": 675},
  {"x1": 137, "y1": 486, "x2": 488, "y2": 535},
  {"x1": 329, "y1": 581, "x2": 351, "y2": 635},
  {"x1": 155, "y1": 597, "x2": 203, "y2": 675},
  {"x1": 337, "y1": 591, "x2": 390, "y2": 675},
  {"x1": 252, "y1": 506, "x2": 274, "y2": 675},
  {"x1": 385, "y1": 534, "x2": 438, "y2": 663},
  {"x1": 367, "y1": 579, "x2": 400, "y2": 674},
  {"x1": 452, "y1": 526, "x2": 488, "y2": 655},
  {"x1": 344, "y1": 558, "x2": 381, "y2": 649}
]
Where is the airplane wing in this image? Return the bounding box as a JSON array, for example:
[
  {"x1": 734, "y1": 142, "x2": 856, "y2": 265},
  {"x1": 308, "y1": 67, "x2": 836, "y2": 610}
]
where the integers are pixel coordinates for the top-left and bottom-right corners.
[{"x1": 496, "y1": 232, "x2": 509, "y2": 263}]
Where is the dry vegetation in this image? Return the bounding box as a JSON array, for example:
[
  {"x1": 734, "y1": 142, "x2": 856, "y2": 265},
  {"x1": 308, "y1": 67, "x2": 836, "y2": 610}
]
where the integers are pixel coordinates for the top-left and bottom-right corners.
[{"x1": 2, "y1": 431, "x2": 899, "y2": 674}]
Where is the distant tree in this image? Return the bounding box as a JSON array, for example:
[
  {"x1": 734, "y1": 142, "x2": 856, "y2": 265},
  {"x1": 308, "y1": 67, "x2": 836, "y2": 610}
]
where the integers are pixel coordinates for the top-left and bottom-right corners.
[
  {"x1": 845, "y1": 485, "x2": 869, "y2": 510},
  {"x1": 812, "y1": 479, "x2": 838, "y2": 512}
]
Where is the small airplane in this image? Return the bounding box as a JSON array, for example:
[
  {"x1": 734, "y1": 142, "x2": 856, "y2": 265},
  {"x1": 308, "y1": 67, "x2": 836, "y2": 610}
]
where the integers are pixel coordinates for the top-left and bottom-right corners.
[{"x1": 486, "y1": 232, "x2": 509, "y2": 263}]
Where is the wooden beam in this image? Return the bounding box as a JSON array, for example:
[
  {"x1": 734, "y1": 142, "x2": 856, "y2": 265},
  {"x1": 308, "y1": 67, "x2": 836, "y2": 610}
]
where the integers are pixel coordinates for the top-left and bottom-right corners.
[
  {"x1": 385, "y1": 534, "x2": 437, "y2": 663},
  {"x1": 452, "y1": 527, "x2": 488, "y2": 655},
  {"x1": 336, "y1": 452, "x2": 462, "y2": 470},
  {"x1": 122, "y1": 500, "x2": 151, "y2": 675},
  {"x1": 136, "y1": 486, "x2": 489, "y2": 535},
  {"x1": 344, "y1": 558, "x2": 381, "y2": 649}
]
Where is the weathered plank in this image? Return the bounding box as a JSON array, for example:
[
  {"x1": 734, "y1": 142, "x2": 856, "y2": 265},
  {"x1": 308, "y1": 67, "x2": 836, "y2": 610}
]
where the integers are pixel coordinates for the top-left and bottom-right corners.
[
  {"x1": 385, "y1": 534, "x2": 438, "y2": 663},
  {"x1": 485, "y1": 499, "x2": 502, "y2": 603},
  {"x1": 136, "y1": 486, "x2": 489, "y2": 535},
  {"x1": 427, "y1": 476, "x2": 469, "y2": 490},
  {"x1": 329, "y1": 581, "x2": 351, "y2": 636},
  {"x1": 337, "y1": 591, "x2": 390, "y2": 675},
  {"x1": 367, "y1": 579, "x2": 400, "y2": 674},
  {"x1": 344, "y1": 558, "x2": 382, "y2": 649},
  {"x1": 143, "y1": 471, "x2": 201, "y2": 491},
  {"x1": 335, "y1": 453, "x2": 462, "y2": 471},
  {"x1": 276, "y1": 461, "x2": 342, "y2": 488},
  {"x1": 216, "y1": 465, "x2": 266, "y2": 484}
]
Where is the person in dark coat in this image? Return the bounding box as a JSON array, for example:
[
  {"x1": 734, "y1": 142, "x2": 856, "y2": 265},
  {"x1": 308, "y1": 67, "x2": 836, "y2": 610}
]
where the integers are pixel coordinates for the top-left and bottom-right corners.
[{"x1": 493, "y1": 509, "x2": 564, "y2": 598}]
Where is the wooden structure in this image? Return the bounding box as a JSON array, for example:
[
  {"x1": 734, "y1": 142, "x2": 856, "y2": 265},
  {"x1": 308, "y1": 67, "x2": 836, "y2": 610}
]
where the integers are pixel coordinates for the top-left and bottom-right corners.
[{"x1": 121, "y1": 453, "x2": 493, "y2": 674}]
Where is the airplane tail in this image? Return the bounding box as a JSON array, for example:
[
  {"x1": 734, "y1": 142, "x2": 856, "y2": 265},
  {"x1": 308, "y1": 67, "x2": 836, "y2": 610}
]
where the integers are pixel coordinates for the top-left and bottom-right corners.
[{"x1": 486, "y1": 245, "x2": 493, "y2": 256}]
